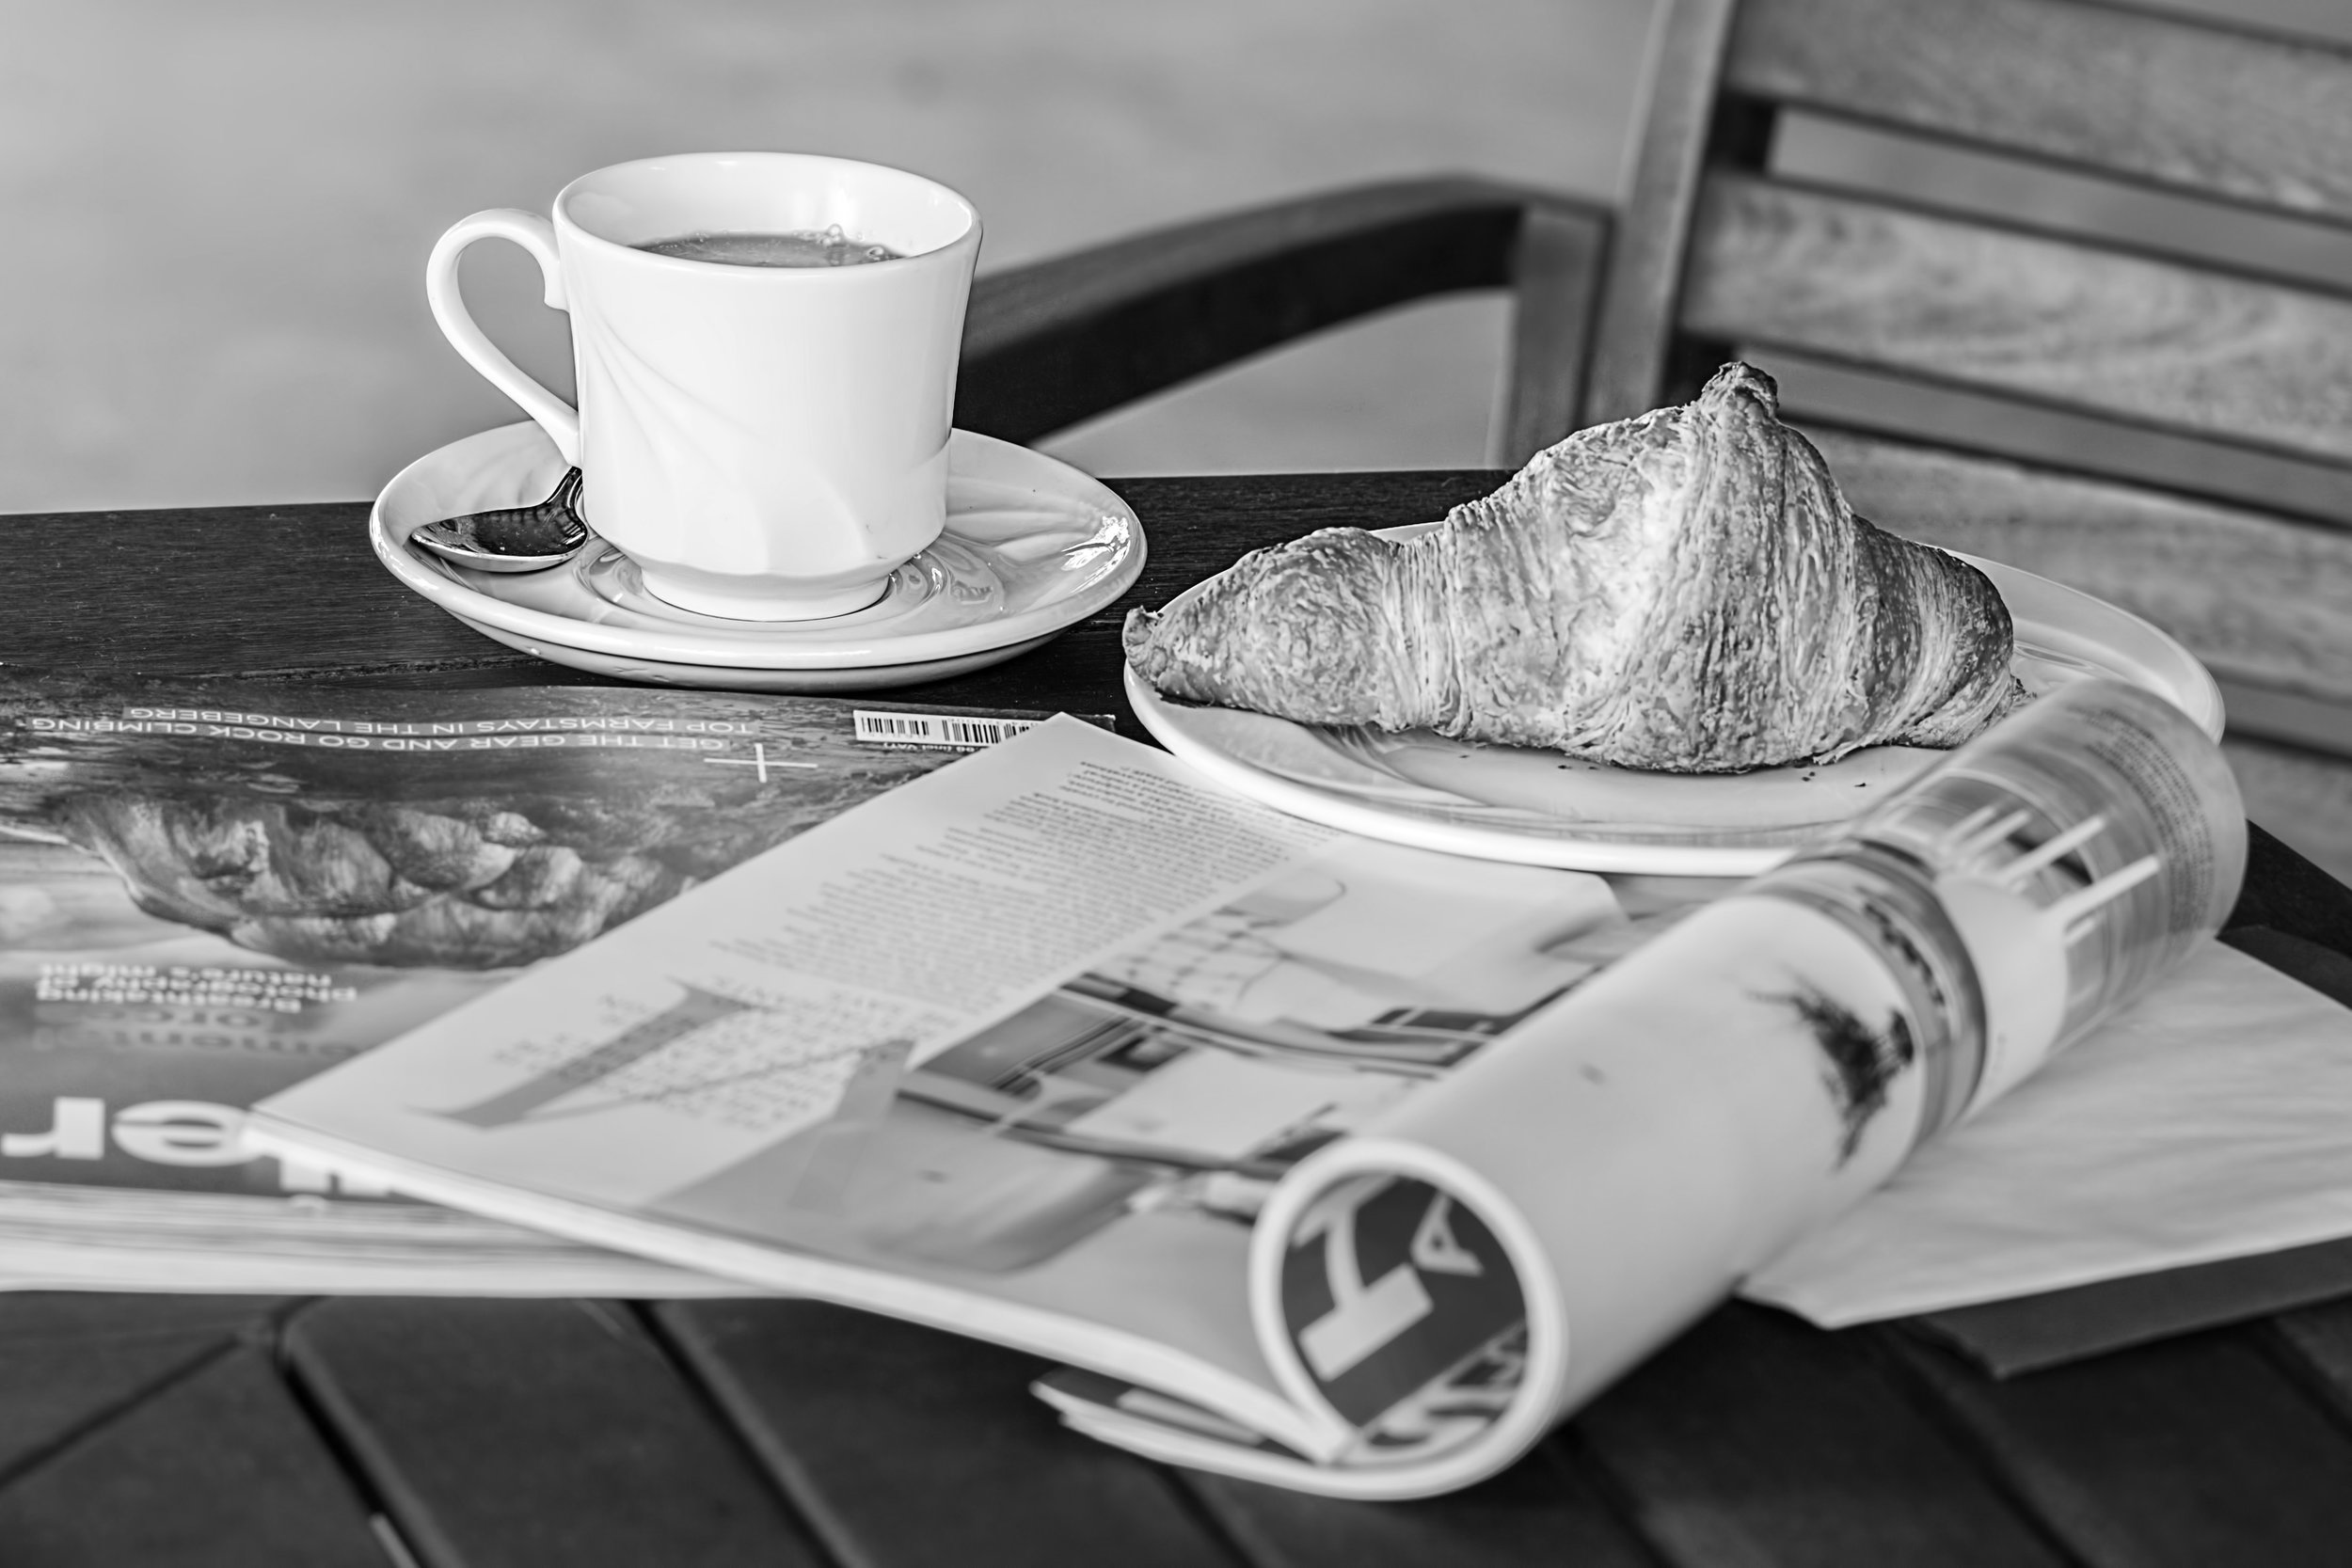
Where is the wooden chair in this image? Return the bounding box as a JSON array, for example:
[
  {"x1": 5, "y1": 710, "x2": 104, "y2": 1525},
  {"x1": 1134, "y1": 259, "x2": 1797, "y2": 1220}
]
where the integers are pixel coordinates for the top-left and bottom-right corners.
[
  {"x1": 951, "y1": 177, "x2": 1613, "y2": 469},
  {"x1": 948, "y1": 0, "x2": 2352, "y2": 868},
  {"x1": 1584, "y1": 0, "x2": 2352, "y2": 870}
]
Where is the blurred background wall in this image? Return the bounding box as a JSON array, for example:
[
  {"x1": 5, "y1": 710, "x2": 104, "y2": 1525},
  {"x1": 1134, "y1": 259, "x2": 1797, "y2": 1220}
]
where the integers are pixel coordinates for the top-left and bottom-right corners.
[
  {"x1": 0, "y1": 0, "x2": 1650, "y2": 512},
  {"x1": 3, "y1": 0, "x2": 2347, "y2": 513}
]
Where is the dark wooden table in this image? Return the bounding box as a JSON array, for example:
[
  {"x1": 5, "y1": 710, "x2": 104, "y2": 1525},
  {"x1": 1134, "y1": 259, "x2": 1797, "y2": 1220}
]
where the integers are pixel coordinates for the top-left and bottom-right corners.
[{"x1": 8, "y1": 472, "x2": 2352, "y2": 1567}]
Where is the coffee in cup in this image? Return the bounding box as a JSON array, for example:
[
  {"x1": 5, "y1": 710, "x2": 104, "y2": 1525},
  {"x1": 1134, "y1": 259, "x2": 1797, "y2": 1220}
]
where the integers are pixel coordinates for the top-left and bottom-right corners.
[
  {"x1": 426, "y1": 152, "x2": 981, "y2": 621},
  {"x1": 634, "y1": 227, "x2": 905, "y2": 267}
]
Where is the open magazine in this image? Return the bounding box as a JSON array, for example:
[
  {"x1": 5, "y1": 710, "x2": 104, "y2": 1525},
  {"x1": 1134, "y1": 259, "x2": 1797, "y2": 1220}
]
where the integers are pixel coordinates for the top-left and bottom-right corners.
[
  {"x1": 0, "y1": 670, "x2": 1081, "y2": 1291},
  {"x1": 246, "y1": 681, "x2": 2244, "y2": 1497}
]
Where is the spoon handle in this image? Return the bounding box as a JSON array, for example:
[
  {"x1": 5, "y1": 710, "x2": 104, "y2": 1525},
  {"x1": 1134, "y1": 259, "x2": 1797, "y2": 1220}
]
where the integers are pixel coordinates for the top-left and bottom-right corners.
[{"x1": 447, "y1": 468, "x2": 588, "y2": 556}]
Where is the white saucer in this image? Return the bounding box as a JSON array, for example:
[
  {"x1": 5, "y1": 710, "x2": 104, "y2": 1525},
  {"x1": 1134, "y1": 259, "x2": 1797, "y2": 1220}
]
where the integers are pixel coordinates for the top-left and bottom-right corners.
[
  {"x1": 1128, "y1": 534, "x2": 2226, "y2": 877},
  {"x1": 372, "y1": 422, "x2": 1146, "y2": 690}
]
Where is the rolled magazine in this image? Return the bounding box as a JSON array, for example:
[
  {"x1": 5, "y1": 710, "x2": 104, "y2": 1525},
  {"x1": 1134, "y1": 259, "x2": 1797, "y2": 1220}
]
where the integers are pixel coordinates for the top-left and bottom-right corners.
[
  {"x1": 1169, "y1": 679, "x2": 2244, "y2": 1493},
  {"x1": 247, "y1": 681, "x2": 2243, "y2": 1497}
]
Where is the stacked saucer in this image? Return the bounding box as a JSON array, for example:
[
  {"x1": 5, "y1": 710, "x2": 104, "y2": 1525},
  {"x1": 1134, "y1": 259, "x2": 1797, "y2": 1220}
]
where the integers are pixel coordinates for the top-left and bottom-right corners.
[{"x1": 373, "y1": 422, "x2": 1146, "y2": 690}]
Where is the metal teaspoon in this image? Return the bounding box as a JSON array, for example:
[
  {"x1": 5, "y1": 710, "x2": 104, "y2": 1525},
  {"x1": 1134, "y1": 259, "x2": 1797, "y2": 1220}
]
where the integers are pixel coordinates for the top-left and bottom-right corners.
[{"x1": 411, "y1": 467, "x2": 590, "y2": 572}]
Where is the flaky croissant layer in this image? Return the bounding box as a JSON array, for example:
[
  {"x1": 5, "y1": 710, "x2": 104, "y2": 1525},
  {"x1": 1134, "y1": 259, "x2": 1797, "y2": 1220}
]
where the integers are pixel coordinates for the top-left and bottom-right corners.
[{"x1": 1123, "y1": 363, "x2": 2026, "y2": 773}]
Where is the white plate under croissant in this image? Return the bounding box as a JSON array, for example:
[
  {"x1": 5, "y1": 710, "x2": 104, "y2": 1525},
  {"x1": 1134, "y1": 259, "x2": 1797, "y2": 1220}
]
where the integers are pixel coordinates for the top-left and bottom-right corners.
[
  {"x1": 1128, "y1": 545, "x2": 2220, "y2": 876},
  {"x1": 1122, "y1": 365, "x2": 2220, "y2": 875}
]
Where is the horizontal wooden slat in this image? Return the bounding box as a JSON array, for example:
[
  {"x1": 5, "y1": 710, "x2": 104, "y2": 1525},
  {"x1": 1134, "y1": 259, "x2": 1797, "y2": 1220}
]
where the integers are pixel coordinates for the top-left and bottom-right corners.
[
  {"x1": 1727, "y1": 0, "x2": 2352, "y2": 224},
  {"x1": 0, "y1": 1296, "x2": 291, "y2": 1483},
  {"x1": 2217, "y1": 683, "x2": 2352, "y2": 759},
  {"x1": 1767, "y1": 113, "x2": 2352, "y2": 301},
  {"x1": 1181, "y1": 1450, "x2": 1656, "y2": 1568},
  {"x1": 654, "y1": 1301, "x2": 1240, "y2": 1568},
  {"x1": 2271, "y1": 1296, "x2": 2352, "y2": 1424},
  {"x1": 1568, "y1": 1304, "x2": 2067, "y2": 1567},
  {"x1": 1759, "y1": 349, "x2": 2352, "y2": 529},
  {"x1": 0, "y1": 473, "x2": 1514, "y2": 734},
  {"x1": 1883, "y1": 1325, "x2": 2352, "y2": 1568},
  {"x1": 1685, "y1": 172, "x2": 2352, "y2": 465},
  {"x1": 1806, "y1": 432, "x2": 2352, "y2": 712},
  {"x1": 0, "y1": 1343, "x2": 383, "y2": 1568},
  {"x1": 284, "y1": 1299, "x2": 820, "y2": 1568}
]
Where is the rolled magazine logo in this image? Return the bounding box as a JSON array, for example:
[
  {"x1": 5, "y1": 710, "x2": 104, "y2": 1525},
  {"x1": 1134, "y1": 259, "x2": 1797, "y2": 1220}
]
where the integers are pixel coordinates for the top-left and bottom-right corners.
[{"x1": 1278, "y1": 1173, "x2": 1527, "y2": 1457}]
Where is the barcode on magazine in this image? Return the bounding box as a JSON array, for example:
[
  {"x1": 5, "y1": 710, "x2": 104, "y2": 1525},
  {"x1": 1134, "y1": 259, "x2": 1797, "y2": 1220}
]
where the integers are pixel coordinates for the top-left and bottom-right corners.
[{"x1": 852, "y1": 710, "x2": 1044, "y2": 751}]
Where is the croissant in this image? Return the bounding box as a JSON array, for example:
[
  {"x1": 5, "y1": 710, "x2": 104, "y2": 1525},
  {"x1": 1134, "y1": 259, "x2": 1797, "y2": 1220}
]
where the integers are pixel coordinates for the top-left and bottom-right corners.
[{"x1": 1123, "y1": 363, "x2": 2026, "y2": 773}]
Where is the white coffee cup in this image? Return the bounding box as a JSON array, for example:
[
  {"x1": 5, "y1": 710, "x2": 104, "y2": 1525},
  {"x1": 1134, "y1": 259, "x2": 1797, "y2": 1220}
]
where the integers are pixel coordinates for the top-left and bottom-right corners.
[{"x1": 426, "y1": 152, "x2": 982, "y2": 621}]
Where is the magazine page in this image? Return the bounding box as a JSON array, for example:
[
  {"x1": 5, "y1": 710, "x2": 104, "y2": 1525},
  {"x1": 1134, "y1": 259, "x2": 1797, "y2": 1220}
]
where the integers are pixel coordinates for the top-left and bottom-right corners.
[
  {"x1": 0, "y1": 670, "x2": 1068, "y2": 1290},
  {"x1": 246, "y1": 716, "x2": 1644, "y2": 1451}
]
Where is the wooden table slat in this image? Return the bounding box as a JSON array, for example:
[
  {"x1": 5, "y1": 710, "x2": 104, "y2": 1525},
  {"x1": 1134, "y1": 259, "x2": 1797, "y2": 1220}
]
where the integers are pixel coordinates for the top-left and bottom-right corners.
[
  {"x1": 2265, "y1": 1297, "x2": 2352, "y2": 1432},
  {"x1": 655, "y1": 1300, "x2": 1246, "y2": 1568},
  {"x1": 0, "y1": 1305, "x2": 281, "y2": 1484},
  {"x1": 0, "y1": 1295, "x2": 295, "y2": 1481},
  {"x1": 0, "y1": 1294, "x2": 291, "y2": 1346},
  {"x1": 1883, "y1": 1323, "x2": 2352, "y2": 1568},
  {"x1": 1567, "y1": 1303, "x2": 2071, "y2": 1568},
  {"x1": 0, "y1": 474, "x2": 1510, "y2": 698},
  {"x1": 1181, "y1": 1449, "x2": 1661, "y2": 1568},
  {"x1": 0, "y1": 1341, "x2": 384, "y2": 1568},
  {"x1": 282, "y1": 1297, "x2": 824, "y2": 1568}
]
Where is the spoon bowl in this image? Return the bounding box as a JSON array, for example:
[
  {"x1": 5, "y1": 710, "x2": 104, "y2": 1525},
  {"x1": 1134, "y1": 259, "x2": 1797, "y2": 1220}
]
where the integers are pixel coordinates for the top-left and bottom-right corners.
[{"x1": 412, "y1": 468, "x2": 591, "y2": 572}]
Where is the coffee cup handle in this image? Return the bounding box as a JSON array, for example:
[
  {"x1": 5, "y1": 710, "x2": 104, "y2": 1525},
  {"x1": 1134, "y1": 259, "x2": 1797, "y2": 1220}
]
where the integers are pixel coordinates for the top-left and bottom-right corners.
[{"x1": 425, "y1": 210, "x2": 581, "y2": 466}]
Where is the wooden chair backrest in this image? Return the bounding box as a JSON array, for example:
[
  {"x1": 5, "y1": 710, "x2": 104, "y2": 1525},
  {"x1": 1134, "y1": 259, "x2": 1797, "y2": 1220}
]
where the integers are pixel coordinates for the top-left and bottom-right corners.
[{"x1": 1583, "y1": 0, "x2": 2352, "y2": 861}]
